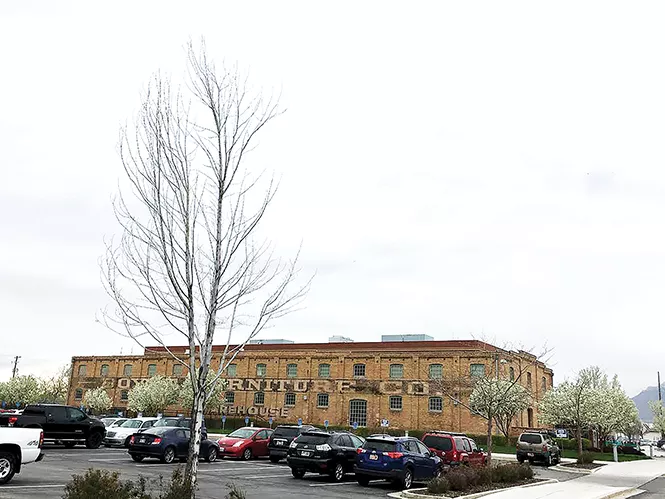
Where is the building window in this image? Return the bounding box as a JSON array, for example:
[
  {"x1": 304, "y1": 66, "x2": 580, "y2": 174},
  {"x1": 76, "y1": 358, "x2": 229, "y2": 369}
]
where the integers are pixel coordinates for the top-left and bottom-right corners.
[
  {"x1": 100, "y1": 364, "x2": 109, "y2": 376},
  {"x1": 254, "y1": 392, "x2": 265, "y2": 405},
  {"x1": 429, "y1": 396, "x2": 443, "y2": 412},
  {"x1": 527, "y1": 407, "x2": 534, "y2": 427},
  {"x1": 317, "y1": 393, "x2": 329, "y2": 408},
  {"x1": 470, "y1": 364, "x2": 485, "y2": 377},
  {"x1": 147, "y1": 364, "x2": 157, "y2": 377},
  {"x1": 318, "y1": 363, "x2": 330, "y2": 378},
  {"x1": 286, "y1": 363, "x2": 298, "y2": 378},
  {"x1": 285, "y1": 393, "x2": 296, "y2": 407},
  {"x1": 389, "y1": 396, "x2": 403, "y2": 411},
  {"x1": 542, "y1": 376, "x2": 547, "y2": 391},
  {"x1": 429, "y1": 364, "x2": 443, "y2": 379},
  {"x1": 256, "y1": 364, "x2": 267, "y2": 377},
  {"x1": 120, "y1": 390, "x2": 128, "y2": 401},
  {"x1": 78, "y1": 365, "x2": 87, "y2": 377},
  {"x1": 227, "y1": 364, "x2": 237, "y2": 377},
  {"x1": 509, "y1": 367, "x2": 515, "y2": 381},
  {"x1": 172, "y1": 364, "x2": 183, "y2": 377},
  {"x1": 353, "y1": 363, "x2": 366, "y2": 378},
  {"x1": 349, "y1": 399, "x2": 367, "y2": 427},
  {"x1": 74, "y1": 388, "x2": 83, "y2": 400},
  {"x1": 123, "y1": 364, "x2": 132, "y2": 377},
  {"x1": 225, "y1": 392, "x2": 234, "y2": 404},
  {"x1": 389, "y1": 364, "x2": 404, "y2": 379},
  {"x1": 527, "y1": 372, "x2": 532, "y2": 389}
]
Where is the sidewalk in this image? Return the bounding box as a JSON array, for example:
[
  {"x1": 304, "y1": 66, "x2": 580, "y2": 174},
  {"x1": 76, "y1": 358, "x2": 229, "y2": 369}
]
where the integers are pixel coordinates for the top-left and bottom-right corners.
[{"x1": 487, "y1": 458, "x2": 665, "y2": 498}]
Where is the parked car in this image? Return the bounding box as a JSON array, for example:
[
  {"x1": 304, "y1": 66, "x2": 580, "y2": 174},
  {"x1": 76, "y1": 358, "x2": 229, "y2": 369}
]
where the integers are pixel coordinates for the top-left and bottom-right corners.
[
  {"x1": 152, "y1": 417, "x2": 208, "y2": 440},
  {"x1": 421, "y1": 431, "x2": 487, "y2": 466},
  {"x1": 0, "y1": 428, "x2": 45, "y2": 484},
  {"x1": 639, "y1": 438, "x2": 655, "y2": 447},
  {"x1": 658, "y1": 438, "x2": 665, "y2": 449},
  {"x1": 287, "y1": 430, "x2": 365, "y2": 482},
  {"x1": 217, "y1": 427, "x2": 273, "y2": 460},
  {"x1": 0, "y1": 404, "x2": 106, "y2": 449},
  {"x1": 516, "y1": 431, "x2": 561, "y2": 466},
  {"x1": 268, "y1": 425, "x2": 316, "y2": 463},
  {"x1": 128, "y1": 427, "x2": 220, "y2": 464},
  {"x1": 355, "y1": 435, "x2": 443, "y2": 490},
  {"x1": 100, "y1": 418, "x2": 128, "y2": 428},
  {"x1": 104, "y1": 417, "x2": 158, "y2": 447}
]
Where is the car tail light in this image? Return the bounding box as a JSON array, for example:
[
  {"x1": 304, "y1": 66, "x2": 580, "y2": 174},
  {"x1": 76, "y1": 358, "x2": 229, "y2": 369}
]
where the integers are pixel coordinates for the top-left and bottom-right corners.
[
  {"x1": 151, "y1": 437, "x2": 162, "y2": 445},
  {"x1": 386, "y1": 452, "x2": 403, "y2": 459},
  {"x1": 357, "y1": 448, "x2": 366, "y2": 454},
  {"x1": 542, "y1": 445, "x2": 547, "y2": 452},
  {"x1": 8, "y1": 416, "x2": 17, "y2": 426},
  {"x1": 130, "y1": 436, "x2": 135, "y2": 445},
  {"x1": 39, "y1": 431, "x2": 44, "y2": 448}
]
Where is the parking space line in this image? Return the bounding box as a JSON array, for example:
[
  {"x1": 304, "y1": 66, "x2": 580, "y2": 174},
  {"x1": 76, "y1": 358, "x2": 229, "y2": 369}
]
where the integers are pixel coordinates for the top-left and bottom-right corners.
[
  {"x1": 226, "y1": 473, "x2": 292, "y2": 479},
  {"x1": 88, "y1": 458, "x2": 132, "y2": 462},
  {"x1": 308, "y1": 482, "x2": 358, "y2": 487},
  {"x1": 2, "y1": 485, "x2": 65, "y2": 489}
]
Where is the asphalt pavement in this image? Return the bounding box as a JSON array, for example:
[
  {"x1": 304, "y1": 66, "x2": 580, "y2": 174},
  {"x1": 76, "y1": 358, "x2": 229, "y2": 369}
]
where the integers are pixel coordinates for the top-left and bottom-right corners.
[{"x1": 0, "y1": 444, "x2": 581, "y2": 499}]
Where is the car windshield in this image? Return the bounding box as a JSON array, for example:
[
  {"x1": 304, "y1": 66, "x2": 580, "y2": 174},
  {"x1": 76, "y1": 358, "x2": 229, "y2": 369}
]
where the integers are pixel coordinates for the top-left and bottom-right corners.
[
  {"x1": 101, "y1": 418, "x2": 114, "y2": 425},
  {"x1": 297, "y1": 434, "x2": 330, "y2": 445},
  {"x1": 153, "y1": 418, "x2": 183, "y2": 428},
  {"x1": 120, "y1": 420, "x2": 145, "y2": 428},
  {"x1": 273, "y1": 427, "x2": 300, "y2": 437},
  {"x1": 423, "y1": 435, "x2": 453, "y2": 451},
  {"x1": 362, "y1": 439, "x2": 397, "y2": 452},
  {"x1": 228, "y1": 428, "x2": 255, "y2": 439}
]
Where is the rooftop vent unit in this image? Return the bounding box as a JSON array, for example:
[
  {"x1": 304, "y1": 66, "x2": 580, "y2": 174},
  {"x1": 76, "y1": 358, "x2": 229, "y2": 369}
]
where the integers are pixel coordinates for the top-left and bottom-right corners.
[
  {"x1": 381, "y1": 334, "x2": 434, "y2": 342},
  {"x1": 328, "y1": 335, "x2": 354, "y2": 343},
  {"x1": 247, "y1": 339, "x2": 295, "y2": 345}
]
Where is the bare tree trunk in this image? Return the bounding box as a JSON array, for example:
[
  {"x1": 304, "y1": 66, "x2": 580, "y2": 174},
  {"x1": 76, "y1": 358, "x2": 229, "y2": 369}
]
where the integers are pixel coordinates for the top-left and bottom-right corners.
[
  {"x1": 487, "y1": 410, "x2": 493, "y2": 463},
  {"x1": 576, "y1": 425, "x2": 583, "y2": 455}
]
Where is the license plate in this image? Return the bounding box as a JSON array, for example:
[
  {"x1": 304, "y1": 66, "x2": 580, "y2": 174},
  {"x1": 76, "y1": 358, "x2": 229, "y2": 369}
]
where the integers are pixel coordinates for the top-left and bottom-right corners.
[
  {"x1": 220, "y1": 448, "x2": 225, "y2": 452},
  {"x1": 369, "y1": 454, "x2": 378, "y2": 460},
  {"x1": 276, "y1": 441, "x2": 284, "y2": 446},
  {"x1": 527, "y1": 452, "x2": 534, "y2": 457},
  {"x1": 139, "y1": 438, "x2": 146, "y2": 443}
]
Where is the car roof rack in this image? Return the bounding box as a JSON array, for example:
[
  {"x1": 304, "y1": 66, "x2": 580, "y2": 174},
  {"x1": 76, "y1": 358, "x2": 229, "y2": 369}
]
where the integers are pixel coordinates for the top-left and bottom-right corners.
[{"x1": 427, "y1": 430, "x2": 468, "y2": 437}]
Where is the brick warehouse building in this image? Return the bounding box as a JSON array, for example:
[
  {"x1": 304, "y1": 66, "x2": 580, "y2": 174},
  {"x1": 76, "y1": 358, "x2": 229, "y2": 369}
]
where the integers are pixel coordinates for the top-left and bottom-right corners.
[{"x1": 67, "y1": 339, "x2": 553, "y2": 434}]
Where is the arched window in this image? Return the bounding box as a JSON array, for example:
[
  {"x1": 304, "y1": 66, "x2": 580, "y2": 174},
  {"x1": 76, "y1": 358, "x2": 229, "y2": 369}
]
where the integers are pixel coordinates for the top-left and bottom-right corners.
[
  {"x1": 100, "y1": 364, "x2": 109, "y2": 376},
  {"x1": 542, "y1": 376, "x2": 547, "y2": 391},
  {"x1": 526, "y1": 372, "x2": 532, "y2": 389}
]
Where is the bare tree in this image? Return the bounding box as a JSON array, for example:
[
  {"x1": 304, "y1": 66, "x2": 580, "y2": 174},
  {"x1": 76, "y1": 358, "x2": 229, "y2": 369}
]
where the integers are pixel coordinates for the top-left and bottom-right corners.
[{"x1": 99, "y1": 40, "x2": 310, "y2": 497}]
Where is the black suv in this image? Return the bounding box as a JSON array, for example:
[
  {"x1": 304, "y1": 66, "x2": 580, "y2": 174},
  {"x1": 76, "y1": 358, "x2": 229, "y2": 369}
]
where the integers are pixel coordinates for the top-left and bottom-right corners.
[
  {"x1": 268, "y1": 425, "x2": 316, "y2": 463},
  {"x1": 287, "y1": 430, "x2": 365, "y2": 482}
]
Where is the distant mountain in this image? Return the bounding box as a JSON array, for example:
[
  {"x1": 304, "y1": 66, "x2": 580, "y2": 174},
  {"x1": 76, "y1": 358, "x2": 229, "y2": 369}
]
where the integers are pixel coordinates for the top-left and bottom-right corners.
[{"x1": 632, "y1": 384, "x2": 665, "y2": 422}]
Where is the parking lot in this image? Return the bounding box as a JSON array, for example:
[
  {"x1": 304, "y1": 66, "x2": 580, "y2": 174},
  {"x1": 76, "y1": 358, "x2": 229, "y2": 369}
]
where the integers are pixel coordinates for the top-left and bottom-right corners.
[{"x1": 0, "y1": 445, "x2": 581, "y2": 499}]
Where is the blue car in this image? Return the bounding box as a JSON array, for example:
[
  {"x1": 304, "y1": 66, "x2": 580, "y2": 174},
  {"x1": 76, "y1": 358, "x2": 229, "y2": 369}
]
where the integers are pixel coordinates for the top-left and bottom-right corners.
[
  {"x1": 355, "y1": 435, "x2": 443, "y2": 490},
  {"x1": 127, "y1": 427, "x2": 220, "y2": 464}
]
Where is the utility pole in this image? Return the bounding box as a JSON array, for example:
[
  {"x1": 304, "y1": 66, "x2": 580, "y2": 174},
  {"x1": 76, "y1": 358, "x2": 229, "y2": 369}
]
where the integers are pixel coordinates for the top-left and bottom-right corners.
[
  {"x1": 658, "y1": 371, "x2": 662, "y2": 403},
  {"x1": 11, "y1": 356, "x2": 21, "y2": 378}
]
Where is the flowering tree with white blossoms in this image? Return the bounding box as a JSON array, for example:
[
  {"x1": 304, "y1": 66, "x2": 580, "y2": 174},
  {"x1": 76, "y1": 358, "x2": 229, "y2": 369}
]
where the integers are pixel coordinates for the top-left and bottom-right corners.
[
  {"x1": 83, "y1": 387, "x2": 112, "y2": 414},
  {"x1": 180, "y1": 373, "x2": 226, "y2": 415},
  {"x1": 0, "y1": 376, "x2": 42, "y2": 407},
  {"x1": 470, "y1": 378, "x2": 530, "y2": 462},
  {"x1": 649, "y1": 400, "x2": 665, "y2": 437},
  {"x1": 594, "y1": 374, "x2": 640, "y2": 445},
  {"x1": 128, "y1": 375, "x2": 181, "y2": 415}
]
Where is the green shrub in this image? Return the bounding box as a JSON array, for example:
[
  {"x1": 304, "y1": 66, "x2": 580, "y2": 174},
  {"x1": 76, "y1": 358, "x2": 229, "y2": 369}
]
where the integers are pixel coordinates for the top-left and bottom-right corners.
[
  {"x1": 225, "y1": 483, "x2": 247, "y2": 499},
  {"x1": 426, "y1": 476, "x2": 451, "y2": 494},
  {"x1": 577, "y1": 452, "x2": 595, "y2": 464},
  {"x1": 446, "y1": 469, "x2": 468, "y2": 491},
  {"x1": 555, "y1": 438, "x2": 591, "y2": 451},
  {"x1": 156, "y1": 468, "x2": 192, "y2": 499},
  {"x1": 491, "y1": 463, "x2": 522, "y2": 483},
  {"x1": 516, "y1": 463, "x2": 534, "y2": 480},
  {"x1": 477, "y1": 466, "x2": 494, "y2": 485},
  {"x1": 62, "y1": 469, "x2": 146, "y2": 499}
]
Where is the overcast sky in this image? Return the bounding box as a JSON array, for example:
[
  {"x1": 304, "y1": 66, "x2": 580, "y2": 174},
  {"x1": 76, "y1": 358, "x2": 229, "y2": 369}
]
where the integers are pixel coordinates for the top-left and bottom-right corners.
[{"x1": 1, "y1": 1, "x2": 664, "y2": 397}]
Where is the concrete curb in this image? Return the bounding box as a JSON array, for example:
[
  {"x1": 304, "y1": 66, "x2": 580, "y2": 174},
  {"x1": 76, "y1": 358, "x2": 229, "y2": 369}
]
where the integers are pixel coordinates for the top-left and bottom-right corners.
[
  {"x1": 387, "y1": 478, "x2": 559, "y2": 499},
  {"x1": 550, "y1": 463, "x2": 607, "y2": 475}
]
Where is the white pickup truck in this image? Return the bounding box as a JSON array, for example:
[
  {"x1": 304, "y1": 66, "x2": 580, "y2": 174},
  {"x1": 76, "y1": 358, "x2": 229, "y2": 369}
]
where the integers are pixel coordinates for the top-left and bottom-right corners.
[{"x1": 0, "y1": 427, "x2": 44, "y2": 484}]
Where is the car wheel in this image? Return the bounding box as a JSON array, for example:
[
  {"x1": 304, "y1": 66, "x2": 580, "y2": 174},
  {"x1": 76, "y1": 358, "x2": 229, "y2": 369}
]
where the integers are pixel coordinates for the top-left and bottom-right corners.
[
  {"x1": 123, "y1": 436, "x2": 132, "y2": 448},
  {"x1": 242, "y1": 448, "x2": 252, "y2": 461},
  {"x1": 528, "y1": 458, "x2": 534, "y2": 465},
  {"x1": 131, "y1": 454, "x2": 145, "y2": 462},
  {"x1": 434, "y1": 465, "x2": 443, "y2": 478},
  {"x1": 356, "y1": 474, "x2": 370, "y2": 487},
  {"x1": 517, "y1": 456, "x2": 524, "y2": 463},
  {"x1": 0, "y1": 452, "x2": 16, "y2": 485},
  {"x1": 546, "y1": 454, "x2": 553, "y2": 466},
  {"x1": 401, "y1": 468, "x2": 413, "y2": 490},
  {"x1": 330, "y1": 462, "x2": 344, "y2": 482},
  {"x1": 206, "y1": 448, "x2": 218, "y2": 463},
  {"x1": 64, "y1": 442, "x2": 77, "y2": 449},
  {"x1": 161, "y1": 447, "x2": 176, "y2": 464},
  {"x1": 86, "y1": 432, "x2": 103, "y2": 449},
  {"x1": 269, "y1": 456, "x2": 280, "y2": 463},
  {"x1": 291, "y1": 467, "x2": 306, "y2": 479}
]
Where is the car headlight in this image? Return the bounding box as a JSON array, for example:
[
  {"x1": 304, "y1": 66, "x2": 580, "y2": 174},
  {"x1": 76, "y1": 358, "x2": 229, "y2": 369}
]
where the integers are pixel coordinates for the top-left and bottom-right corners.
[
  {"x1": 289, "y1": 441, "x2": 298, "y2": 449},
  {"x1": 233, "y1": 441, "x2": 244, "y2": 448}
]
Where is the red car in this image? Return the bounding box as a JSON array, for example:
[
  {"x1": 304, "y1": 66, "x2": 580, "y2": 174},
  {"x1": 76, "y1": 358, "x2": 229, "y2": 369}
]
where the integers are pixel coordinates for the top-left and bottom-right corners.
[
  {"x1": 421, "y1": 431, "x2": 487, "y2": 466},
  {"x1": 217, "y1": 427, "x2": 273, "y2": 460}
]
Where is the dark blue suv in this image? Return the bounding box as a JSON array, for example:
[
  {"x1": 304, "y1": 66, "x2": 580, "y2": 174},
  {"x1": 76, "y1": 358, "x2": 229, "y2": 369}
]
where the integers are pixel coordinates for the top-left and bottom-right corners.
[{"x1": 355, "y1": 435, "x2": 443, "y2": 489}]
